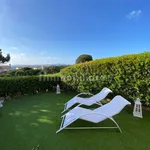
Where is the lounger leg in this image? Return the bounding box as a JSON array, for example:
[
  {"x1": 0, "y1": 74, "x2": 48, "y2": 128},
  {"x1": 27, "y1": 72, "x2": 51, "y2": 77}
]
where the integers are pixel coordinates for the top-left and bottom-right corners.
[
  {"x1": 56, "y1": 128, "x2": 64, "y2": 133},
  {"x1": 56, "y1": 116, "x2": 66, "y2": 133},
  {"x1": 110, "y1": 117, "x2": 122, "y2": 133}
]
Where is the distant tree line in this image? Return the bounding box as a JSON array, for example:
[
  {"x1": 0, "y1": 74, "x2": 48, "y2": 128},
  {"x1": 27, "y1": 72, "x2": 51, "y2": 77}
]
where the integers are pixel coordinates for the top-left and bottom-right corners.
[
  {"x1": 0, "y1": 66, "x2": 69, "y2": 77},
  {"x1": 0, "y1": 67, "x2": 43, "y2": 77},
  {"x1": 44, "y1": 65, "x2": 69, "y2": 74}
]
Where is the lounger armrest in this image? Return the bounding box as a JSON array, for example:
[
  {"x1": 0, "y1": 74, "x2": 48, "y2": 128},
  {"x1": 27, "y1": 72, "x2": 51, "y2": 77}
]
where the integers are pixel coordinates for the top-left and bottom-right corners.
[{"x1": 75, "y1": 92, "x2": 93, "y2": 97}]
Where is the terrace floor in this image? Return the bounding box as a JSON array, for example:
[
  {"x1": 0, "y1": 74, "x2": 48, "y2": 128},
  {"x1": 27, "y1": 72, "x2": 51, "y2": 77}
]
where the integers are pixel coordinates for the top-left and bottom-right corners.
[{"x1": 0, "y1": 92, "x2": 150, "y2": 150}]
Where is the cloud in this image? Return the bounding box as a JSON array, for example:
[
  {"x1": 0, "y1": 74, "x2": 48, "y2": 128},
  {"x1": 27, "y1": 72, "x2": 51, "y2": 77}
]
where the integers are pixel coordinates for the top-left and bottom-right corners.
[
  {"x1": 40, "y1": 51, "x2": 47, "y2": 55},
  {"x1": 20, "y1": 53, "x2": 26, "y2": 56},
  {"x1": 47, "y1": 57, "x2": 59, "y2": 60},
  {"x1": 11, "y1": 53, "x2": 26, "y2": 58},
  {"x1": 11, "y1": 47, "x2": 18, "y2": 50},
  {"x1": 9, "y1": 53, "x2": 28, "y2": 64},
  {"x1": 127, "y1": 10, "x2": 142, "y2": 20}
]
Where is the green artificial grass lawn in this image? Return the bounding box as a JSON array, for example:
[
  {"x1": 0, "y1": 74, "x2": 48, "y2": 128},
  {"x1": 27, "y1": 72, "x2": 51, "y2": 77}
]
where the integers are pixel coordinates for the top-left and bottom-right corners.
[{"x1": 0, "y1": 92, "x2": 150, "y2": 150}]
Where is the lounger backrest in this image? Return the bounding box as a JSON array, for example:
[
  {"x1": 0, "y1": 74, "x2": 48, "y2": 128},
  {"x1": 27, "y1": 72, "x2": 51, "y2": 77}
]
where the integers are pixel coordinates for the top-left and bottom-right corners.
[
  {"x1": 94, "y1": 95, "x2": 131, "y2": 116},
  {"x1": 91, "y1": 87, "x2": 112, "y2": 101}
]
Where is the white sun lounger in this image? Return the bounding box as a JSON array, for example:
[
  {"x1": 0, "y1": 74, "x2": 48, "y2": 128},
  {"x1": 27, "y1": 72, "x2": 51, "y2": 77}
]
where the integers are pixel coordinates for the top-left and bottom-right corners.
[
  {"x1": 62, "y1": 87, "x2": 112, "y2": 113},
  {"x1": 57, "y1": 95, "x2": 131, "y2": 133}
]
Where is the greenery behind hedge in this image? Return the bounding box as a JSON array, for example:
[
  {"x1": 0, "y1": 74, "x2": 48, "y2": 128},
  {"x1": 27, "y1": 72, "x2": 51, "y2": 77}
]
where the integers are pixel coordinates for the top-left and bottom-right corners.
[{"x1": 61, "y1": 52, "x2": 150, "y2": 105}]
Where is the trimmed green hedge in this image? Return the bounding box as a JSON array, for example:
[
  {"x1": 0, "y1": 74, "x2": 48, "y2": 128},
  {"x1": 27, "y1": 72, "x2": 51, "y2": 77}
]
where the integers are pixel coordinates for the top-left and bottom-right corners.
[
  {"x1": 61, "y1": 52, "x2": 150, "y2": 105},
  {"x1": 0, "y1": 76, "x2": 61, "y2": 97},
  {"x1": 0, "y1": 52, "x2": 150, "y2": 105}
]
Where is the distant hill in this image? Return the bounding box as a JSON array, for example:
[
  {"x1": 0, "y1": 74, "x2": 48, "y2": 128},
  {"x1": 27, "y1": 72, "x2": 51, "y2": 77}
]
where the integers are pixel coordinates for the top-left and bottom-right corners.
[{"x1": 11, "y1": 64, "x2": 69, "y2": 69}]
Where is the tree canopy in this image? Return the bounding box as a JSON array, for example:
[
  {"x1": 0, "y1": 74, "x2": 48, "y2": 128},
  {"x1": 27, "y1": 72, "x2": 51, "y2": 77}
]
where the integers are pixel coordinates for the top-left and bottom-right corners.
[
  {"x1": 0, "y1": 49, "x2": 10, "y2": 64},
  {"x1": 76, "y1": 54, "x2": 93, "y2": 64}
]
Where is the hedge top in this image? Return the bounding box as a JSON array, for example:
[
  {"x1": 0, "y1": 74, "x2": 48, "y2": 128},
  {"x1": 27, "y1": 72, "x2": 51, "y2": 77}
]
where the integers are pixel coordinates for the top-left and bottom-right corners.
[{"x1": 62, "y1": 52, "x2": 150, "y2": 72}]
